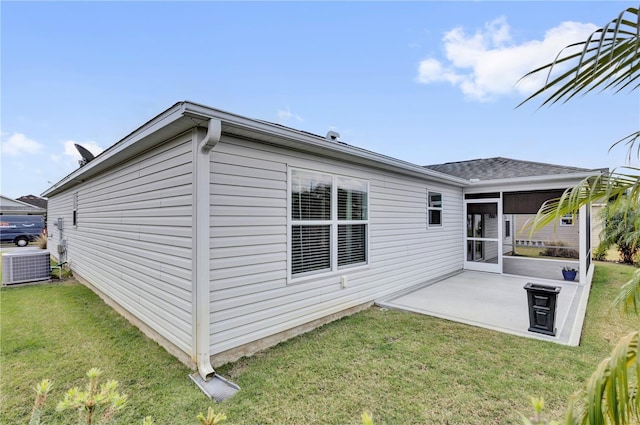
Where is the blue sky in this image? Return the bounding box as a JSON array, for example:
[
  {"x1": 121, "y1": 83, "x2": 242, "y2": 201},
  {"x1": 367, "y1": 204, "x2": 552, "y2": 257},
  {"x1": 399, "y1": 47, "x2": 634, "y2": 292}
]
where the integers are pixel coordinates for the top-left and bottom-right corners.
[{"x1": 2, "y1": 1, "x2": 638, "y2": 199}]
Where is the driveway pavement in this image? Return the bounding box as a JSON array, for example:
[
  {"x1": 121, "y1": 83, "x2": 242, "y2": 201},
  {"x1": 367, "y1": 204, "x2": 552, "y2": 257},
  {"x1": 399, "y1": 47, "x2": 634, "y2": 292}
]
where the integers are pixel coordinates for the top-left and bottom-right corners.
[{"x1": 0, "y1": 244, "x2": 49, "y2": 254}]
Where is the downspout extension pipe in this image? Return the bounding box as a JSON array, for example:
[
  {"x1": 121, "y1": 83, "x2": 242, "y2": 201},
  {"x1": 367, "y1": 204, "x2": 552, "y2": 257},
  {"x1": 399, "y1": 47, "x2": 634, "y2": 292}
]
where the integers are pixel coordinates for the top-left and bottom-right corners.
[{"x1": 195, "y1": 118, "x2": 221, "y2": 380}]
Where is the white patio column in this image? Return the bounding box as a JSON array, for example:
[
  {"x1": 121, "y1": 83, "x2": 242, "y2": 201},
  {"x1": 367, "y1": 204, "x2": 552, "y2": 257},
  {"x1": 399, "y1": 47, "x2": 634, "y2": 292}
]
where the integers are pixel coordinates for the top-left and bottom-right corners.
[{"x1": 578, "y1": 203, "x2": 589, "y2": 283}]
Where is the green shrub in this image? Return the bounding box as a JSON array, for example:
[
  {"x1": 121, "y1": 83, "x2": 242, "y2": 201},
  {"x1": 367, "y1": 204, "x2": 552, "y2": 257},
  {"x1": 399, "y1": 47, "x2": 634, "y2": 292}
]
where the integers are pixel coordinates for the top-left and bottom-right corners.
[
  {"x1": 593, "y1": 244, "x2": 607, "y2": 261},
  {"x1": 519, "y1": 398, "x2": 559, "y2": 425},
  {"x1": 540, "y1": 241, "x2": 579, "y2": 259},
  {"x1": 28, "y1": 368, "x2": 228, "y2": 425},
  {"x1": 29, "y1": 379, "x2": 52, "y2": 425}
]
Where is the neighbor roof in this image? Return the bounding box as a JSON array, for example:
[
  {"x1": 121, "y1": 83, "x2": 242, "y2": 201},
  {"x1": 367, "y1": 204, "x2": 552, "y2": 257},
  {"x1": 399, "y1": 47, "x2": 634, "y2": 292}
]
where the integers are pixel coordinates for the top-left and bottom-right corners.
[
  {"x1": 17, "y1": 195, "x2": 48, "y2": 209},
  {"x1": 0, "y1": 195, "x2": 46, "y2": 214},
  {"x1": 425, "y1": 157, "x2": 604, "y2": 181}
]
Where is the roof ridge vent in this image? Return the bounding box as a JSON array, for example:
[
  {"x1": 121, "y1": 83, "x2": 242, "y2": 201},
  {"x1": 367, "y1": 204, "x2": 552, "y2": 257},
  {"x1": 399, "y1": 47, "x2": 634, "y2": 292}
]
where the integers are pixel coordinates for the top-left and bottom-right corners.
[{"x1": 326, "y1": 131, "x2": 340, "y2": 142}]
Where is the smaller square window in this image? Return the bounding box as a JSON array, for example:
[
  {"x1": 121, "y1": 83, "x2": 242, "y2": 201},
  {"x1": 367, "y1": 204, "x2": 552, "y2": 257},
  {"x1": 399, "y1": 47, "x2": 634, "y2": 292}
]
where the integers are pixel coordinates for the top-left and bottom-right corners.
[
  {"x1": 560, "y1": 213, "x2": 574, "y2": 226},
  {"x1": 427, "y1": 191, "x2": 443, "y2": 227}
]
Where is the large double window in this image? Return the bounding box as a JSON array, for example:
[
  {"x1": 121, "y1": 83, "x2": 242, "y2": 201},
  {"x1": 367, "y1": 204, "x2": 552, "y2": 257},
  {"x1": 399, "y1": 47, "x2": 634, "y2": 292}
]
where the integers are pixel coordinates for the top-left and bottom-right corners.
[{"x1": 290, "y1": 169, "x2": 368, "y2": 278}]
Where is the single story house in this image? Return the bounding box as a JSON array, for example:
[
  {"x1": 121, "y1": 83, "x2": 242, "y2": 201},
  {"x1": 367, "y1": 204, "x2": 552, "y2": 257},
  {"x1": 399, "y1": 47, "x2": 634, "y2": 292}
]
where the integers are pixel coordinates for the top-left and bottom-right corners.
[
  {"x1": 42, "y1": 101, "x2": 603, "y2": 381},
  {"x1": 0, "y1": 195, "x2": 46, "y2": 216}
]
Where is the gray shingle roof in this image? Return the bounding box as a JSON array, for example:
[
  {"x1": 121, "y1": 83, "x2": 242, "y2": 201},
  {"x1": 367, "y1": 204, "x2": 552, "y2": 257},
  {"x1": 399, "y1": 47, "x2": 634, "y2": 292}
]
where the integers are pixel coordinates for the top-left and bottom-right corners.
[
  {"x1": 17, "y1": 195, "x2": 48, "y2": 209},
  {"x1": 424, "y1": 157, "x2": 605, "y2": 181}
]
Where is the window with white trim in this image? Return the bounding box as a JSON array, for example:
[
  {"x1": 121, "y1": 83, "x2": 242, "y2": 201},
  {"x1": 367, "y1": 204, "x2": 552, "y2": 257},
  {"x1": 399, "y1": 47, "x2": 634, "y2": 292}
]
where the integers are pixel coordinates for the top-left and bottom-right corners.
[
  {"x1": 290, "y1": 169, "x2": 368, "y2": 278},
  {"x1": 560, "y1": 213, "x2": 574, "y2": 226},
  {"x1": 427, "y1": 191, "x2": 443, "y2": 227}
]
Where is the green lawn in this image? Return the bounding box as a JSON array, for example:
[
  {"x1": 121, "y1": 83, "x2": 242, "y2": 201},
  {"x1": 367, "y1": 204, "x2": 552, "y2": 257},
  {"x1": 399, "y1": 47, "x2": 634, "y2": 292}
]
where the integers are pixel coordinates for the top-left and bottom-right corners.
[{"x1": 1, "y1": 262, "x2": 638, "y2": 424}]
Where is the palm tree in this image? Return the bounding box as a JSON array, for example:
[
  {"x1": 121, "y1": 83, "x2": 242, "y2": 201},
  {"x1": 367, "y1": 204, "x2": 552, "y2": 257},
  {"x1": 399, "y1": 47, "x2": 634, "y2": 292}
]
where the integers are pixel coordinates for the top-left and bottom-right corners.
[
  {"x1": 597, "y1": 198, "x2": 640, "y2": 264},
  {"x1": 518, "y1": 5, "x2": 640, "y2": 425},
  {"x1": 518, "y1": 5, "x2": 640, "y2": 227}
]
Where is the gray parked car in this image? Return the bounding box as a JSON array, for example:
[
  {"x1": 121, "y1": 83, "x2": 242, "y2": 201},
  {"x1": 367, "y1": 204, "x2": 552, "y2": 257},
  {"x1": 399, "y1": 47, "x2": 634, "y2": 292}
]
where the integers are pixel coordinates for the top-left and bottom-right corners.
[{"x1": 0, "y1": 215, "x2": 45, "y2": 246}]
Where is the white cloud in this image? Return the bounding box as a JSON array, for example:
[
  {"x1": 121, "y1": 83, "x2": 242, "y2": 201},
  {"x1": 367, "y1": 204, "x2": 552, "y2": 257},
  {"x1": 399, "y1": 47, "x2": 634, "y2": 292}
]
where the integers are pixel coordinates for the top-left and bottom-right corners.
[
  {"x1": 416, "y1": 17, "x2": 598, "y2": 102},
  {"x1": 277, "y1": 107, "x2": 304, "y2": 124},
  {"x1": 1, "y1": 133, "x2": 44, "y2": 155}
]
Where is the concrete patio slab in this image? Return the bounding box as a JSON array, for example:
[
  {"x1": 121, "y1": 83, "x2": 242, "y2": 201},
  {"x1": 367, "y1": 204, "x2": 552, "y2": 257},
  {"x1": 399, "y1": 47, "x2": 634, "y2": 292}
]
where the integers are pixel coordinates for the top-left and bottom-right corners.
[{"x1": 377, "y1": 271, "x2": 591, "y2": 346}]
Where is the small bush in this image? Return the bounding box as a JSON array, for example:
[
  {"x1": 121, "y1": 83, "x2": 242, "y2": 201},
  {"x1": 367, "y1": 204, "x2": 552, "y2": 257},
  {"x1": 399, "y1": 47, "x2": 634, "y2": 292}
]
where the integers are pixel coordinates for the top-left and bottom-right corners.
[
  {"x1": 540, "y1": 241, "x2": 579, "y2": 259},
  {"x1": 51, "y1": 262, "x2": 72, "y2": 280},
  {"x1": 593, "y1": 245, "x2": 607, "y2": 261},
  {"x1": 28, "y1": 368, "x2": 126, "y2": 425},
  {"x1": 28, "y1": 368, "x2": 229, "y2": 425},
  {"x1": 34, "y1": 235, "x2": 47, "y2": 249}
]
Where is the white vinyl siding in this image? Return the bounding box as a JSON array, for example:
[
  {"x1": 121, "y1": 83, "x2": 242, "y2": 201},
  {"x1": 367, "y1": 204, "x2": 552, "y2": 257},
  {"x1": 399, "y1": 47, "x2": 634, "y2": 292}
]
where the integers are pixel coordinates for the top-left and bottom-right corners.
[
  {"x1": 47, "y1": 193, "x2": 73, "y2": 258},
  {"x1": 484, "y1": 214, "x2": 499, "y2": 261},
  {"x1": 503, "y1": 215, "x2": 514, "y2": 254},
  {"x1": 208, "y1": 136, "x2": 463, "y2": 356},
  {"x1": 514, "y1": 213, "x2": 580, "y2": 248},
  {"x1": 46, "y1": 134, "x2": 194, "y2": 354}
]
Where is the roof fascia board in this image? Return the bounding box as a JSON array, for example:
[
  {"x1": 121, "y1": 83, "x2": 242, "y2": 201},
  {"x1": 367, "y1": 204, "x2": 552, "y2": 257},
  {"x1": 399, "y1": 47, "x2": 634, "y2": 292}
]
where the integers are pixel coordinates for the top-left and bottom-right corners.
[
  {"x1": 42, "y1": 104, "x2": 187, "y2": 197},
  {"x1": 464, "y1": 171, "x2": 600, "y2": 193},
  {"x1": 43, "y1": 101, "x2": 468, "y2": 197},
  {"x1": 44, "y1": 101, "x2": 603, "y2": 198},
  {"x1": 181, "y1": 102, "x2": 470, "y2": 186}
]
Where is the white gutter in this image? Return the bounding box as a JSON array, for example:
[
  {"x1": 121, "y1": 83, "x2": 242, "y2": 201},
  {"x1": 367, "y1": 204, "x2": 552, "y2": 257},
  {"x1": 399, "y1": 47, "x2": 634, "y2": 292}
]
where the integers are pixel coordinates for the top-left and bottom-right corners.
[
  {"x1": 42, "y1": 104, "x2": 187, "y2": 198},
  {"x1": 179, "y1": 101, "x2": 470, "y2": 187},
  {"x1": 464, "y1": 171, "x2": 601, "y2": 190},
  {"x1": 42, "y1": 100, "x2": 470, "y2": 199},
  {"x1": 192, "y1": 119, "x2": 221, "y2": 380}
]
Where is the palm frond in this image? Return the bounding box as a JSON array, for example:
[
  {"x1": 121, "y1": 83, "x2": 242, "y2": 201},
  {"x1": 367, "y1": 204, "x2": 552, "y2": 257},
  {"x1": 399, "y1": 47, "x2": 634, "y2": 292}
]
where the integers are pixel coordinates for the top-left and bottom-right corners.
[
  {"x1": 517, "y1": 6, "x2": 640, "y2": 108},
  {"x1": 610, "y1": 131, "x2": 640, "y2": 165},
  {"x1": 527, "y1": 168, "x2": 640, "y2": 235},
  {"x1": 566, "y1": 331, "x2": 640, "y2": 425},
  {"x1": 613, "y1": 269, "x2": 640, "y2": 315}
]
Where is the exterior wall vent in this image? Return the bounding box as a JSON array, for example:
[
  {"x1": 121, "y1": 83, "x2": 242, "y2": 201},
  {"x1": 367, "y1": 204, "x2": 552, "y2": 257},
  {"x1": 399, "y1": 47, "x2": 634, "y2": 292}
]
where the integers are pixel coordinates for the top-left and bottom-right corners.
[{"x1": 2, "y1": 251, "x2": 50, "y2": 285}]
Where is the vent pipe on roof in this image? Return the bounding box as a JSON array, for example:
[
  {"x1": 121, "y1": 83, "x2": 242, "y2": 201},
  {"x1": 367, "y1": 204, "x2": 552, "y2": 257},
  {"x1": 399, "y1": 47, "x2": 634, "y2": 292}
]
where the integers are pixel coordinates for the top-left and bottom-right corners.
[{"x1": 326, "y1": 131, "x2": 340, "y2": 142}]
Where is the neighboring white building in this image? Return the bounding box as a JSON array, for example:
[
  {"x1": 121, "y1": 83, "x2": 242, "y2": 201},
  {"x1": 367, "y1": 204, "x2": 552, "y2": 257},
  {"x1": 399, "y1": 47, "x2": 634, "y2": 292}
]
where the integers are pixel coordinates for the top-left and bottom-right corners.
[
  {"x1": 0, "y1": 195, "x2": 46, "y2": 215},
  {"x1": 42, "y1": 101, "x2": 604, "y2": 380}
]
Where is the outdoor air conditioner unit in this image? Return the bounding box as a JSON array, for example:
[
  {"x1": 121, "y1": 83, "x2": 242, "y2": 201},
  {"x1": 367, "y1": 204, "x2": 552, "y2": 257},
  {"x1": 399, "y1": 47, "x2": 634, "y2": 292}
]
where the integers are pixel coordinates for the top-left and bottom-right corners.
[{"x1": 2, "y1": 251, "x2": 51, "y2": 285}]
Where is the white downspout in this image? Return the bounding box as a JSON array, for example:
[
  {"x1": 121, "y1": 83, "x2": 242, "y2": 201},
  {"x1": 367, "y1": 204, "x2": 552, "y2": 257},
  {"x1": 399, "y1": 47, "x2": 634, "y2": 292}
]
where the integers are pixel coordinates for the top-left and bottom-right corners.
[
  {"x1": 579, "y1": 203, "x2": 588, "y2": 284},
  {"x1": 193, "y1": 118, "x2": 221, "y2": 380}
]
